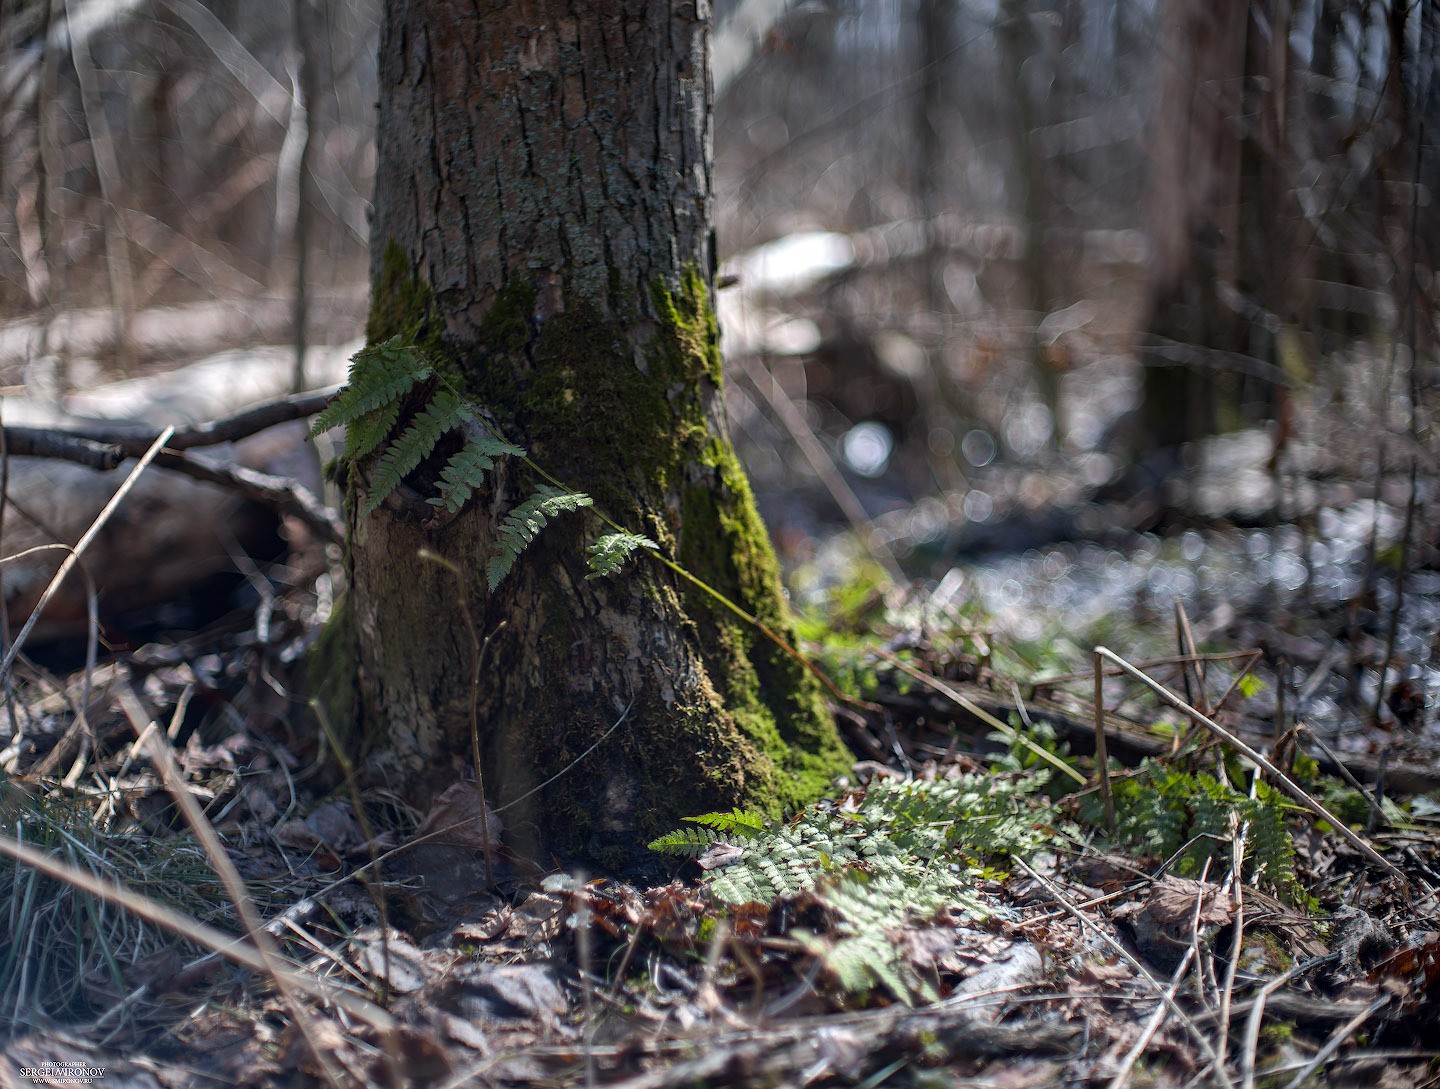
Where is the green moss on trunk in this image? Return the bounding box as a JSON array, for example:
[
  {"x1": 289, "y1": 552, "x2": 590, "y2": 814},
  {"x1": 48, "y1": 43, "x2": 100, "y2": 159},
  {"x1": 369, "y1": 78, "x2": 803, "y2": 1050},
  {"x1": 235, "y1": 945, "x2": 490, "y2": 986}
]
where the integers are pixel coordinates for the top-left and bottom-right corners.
[{"x1": 324, "y1": 250, "x2": 851, "y2": 856}]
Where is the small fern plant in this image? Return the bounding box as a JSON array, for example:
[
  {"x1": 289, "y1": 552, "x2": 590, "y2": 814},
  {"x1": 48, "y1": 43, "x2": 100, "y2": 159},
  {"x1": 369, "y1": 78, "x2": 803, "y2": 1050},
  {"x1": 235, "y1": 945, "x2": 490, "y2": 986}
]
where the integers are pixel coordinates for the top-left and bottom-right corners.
[
  {"x1": 1077, "y1": 758, "x2": 1302, "y2": 900},
  {"x1": 313, "y1": 338, "x2": 655, "y2": 588},
  {"x1": 650, "y1": 772, "x2": 1061, "y2": 1002}
]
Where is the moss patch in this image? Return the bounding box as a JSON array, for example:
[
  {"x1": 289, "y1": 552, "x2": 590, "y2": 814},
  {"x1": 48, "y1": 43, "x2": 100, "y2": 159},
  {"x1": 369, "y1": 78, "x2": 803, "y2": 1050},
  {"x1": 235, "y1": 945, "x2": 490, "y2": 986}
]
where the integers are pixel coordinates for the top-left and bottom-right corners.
[
  {"x1": 302, "y1": 594, "x2": 364, "y2": 761},
  {"x1": 678, "y1": 440, "x2": 851, "y2": 813},
  {"x1": 335, "y1": 256, "x2": 850, "y2": 850},
  {"x1": 366, "y1": 241, "x2": 431, "y2": 345}
]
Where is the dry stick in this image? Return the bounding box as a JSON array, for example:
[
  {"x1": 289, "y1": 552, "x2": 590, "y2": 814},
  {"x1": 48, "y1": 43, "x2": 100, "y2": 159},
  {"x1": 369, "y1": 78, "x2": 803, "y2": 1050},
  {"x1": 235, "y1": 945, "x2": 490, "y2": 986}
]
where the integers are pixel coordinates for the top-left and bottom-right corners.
[
  {"x1": 1213, "y1": 806, "x2": 1252, "y2": 1074},
  {"x1": 153, "y1": 452, "x2": 342, "y2": 545},
  {"x1": 1175, "y1": 601, "x2": 1204, "y2": 712},
  {"x1": 0, "y1": 427, "x2": 121, "y2": 468},
  {"x1": 0, "y1": 426, "x2": 173, "y2": 682},
  {"x1": 1273, "y1": 659, "x2": 1288, "y2": 752},
  {"x1": 115, "y1": 682, "x2": 369, "y2": 1089},
  {"x1": 1092, "y1": 648, "x2": 1116, "y2": 834},
  {"x1": 1208, "y1": 651, "x2": 1264, "y2": 719},
  {"x1": 1034, "y1": 651, "x2": 1265, "y2": 691},
  {"x1": 0, "y1": 833, "x2": 394, "y2": 1031},
  {"x1": 876, "y1": 649, "x2": 1086, "y2": 785},
  {"x1": 1297, "y1": 724, "x2": 1388, "y2": 829},
  {"x1": 0, "y1": 389, "x2": 339, "y2": 467},
  {"x1": 1093, "y1": 647, "x2": 1406, "y2": 883},
  {"x1": 1013, "y1": 857, "x2": 1231, "y2": 1087}
]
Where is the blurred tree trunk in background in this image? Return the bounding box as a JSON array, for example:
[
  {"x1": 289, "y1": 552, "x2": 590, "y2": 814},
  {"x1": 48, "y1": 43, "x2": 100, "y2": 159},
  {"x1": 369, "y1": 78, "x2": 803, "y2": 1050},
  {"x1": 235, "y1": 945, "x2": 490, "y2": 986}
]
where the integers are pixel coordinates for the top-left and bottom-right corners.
[
  {"x1": 1139, "y1": 0, "x2": 1438, "y2": 456},
  {"x1": 323, "y1": 0, "x2": 851, "y2": 865},
  {"x1": 999, "y1": 0, "x2": 1059, "y2": 425},
  {"x1": 1138, "y1": 0, "x2": 1249, "y2": 451}
]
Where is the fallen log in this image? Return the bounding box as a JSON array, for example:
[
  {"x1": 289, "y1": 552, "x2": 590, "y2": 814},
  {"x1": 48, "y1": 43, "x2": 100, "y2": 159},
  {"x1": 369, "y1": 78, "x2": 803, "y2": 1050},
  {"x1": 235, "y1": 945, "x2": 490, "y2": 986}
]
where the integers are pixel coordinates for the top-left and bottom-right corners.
[{"x1": 1, "y1": 343, "x2": 354, "y2": 646}]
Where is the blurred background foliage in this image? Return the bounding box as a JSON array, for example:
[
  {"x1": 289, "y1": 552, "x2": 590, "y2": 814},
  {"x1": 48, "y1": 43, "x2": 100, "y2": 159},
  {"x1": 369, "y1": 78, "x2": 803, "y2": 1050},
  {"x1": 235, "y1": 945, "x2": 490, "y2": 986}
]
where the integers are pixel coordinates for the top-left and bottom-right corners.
[{"x1": 1, "y1": 0, "x2": 1437, "y2": 684}]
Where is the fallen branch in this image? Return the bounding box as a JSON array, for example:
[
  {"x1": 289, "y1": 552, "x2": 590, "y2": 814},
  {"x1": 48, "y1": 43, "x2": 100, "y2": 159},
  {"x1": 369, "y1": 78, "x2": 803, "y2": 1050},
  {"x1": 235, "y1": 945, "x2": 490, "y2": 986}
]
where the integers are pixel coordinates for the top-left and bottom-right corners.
[
  {"x1": 0, "y1": 388, "x2": 338, "y2": 468},
  {"x1": 153, "y1": 452, "x2": 342, "y2": 545},
  {"x1": 0, "y1": 427, "x2": 123, "y2": 470}
]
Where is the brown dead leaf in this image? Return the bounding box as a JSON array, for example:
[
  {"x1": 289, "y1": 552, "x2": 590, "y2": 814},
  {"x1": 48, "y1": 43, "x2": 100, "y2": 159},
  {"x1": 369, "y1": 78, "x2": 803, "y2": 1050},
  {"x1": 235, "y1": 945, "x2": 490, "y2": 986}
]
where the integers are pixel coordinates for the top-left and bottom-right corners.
[
  {"x1": 1076, "y1": 958, "x2": 1133, "y2": 986},
  {"x1": 696, "y1": 841, "x2": 745, "y2": 870},
  {"x1": 414, "y1": 781, "x2": 504, "y2": 851},
  {"x1": 1145, "y1": 876, "x2": 1235, "y2": 927},
  {"x1": 357, "y1": 930, "x2": 451, "y2": 995},
  {"x1": 509, "y1": 892, "x2": 566, "y2": 943},
  {"x1": 447, "y1": 961, "x2": 568, "y2": 1021},
  {"x1": 453, "y1": 903, "x2": 511, "y2": 944}
]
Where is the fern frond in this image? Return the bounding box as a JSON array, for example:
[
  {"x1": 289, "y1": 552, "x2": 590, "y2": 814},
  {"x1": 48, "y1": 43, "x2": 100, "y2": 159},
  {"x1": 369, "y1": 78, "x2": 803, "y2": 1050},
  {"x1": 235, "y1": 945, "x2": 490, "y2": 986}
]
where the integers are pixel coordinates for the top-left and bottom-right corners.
[
  {"x1": 362, "y1": 391, "x2": 471, "y2": 517},
  {"x1": 428, "y1": 436, "x2": 527, "y2": 513},
  {"x1": 586, "y1": 532, "x2": 658, "y2": 580},
  {"x1": 486, "y1": 486, "x2": 593, "y2": 589},
  {"x1": 682, "y1": 809, "x2": 767, "y2": 837},
  {"x1": 312, "y1": 338, "x2": 431, "y2": 437},
  {"x1": 345, "y1": 397, "x2": 404, "y2": 463},
  {"x1": 647, "y1": 826, "x2": 735, "y2": 857}
]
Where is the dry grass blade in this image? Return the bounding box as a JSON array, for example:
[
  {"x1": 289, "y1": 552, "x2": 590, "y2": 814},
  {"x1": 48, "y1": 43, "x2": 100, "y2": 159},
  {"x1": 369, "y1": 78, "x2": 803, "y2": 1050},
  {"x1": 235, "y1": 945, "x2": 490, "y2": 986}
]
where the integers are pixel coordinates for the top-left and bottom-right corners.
[
  {"x1": 113, "y1": 681, "x2": 389, "y2": 1088},
  {"x1": 1093, "y1": 646, "x2": 1406, "y2": 883},
  {"x1": 876, "y1": 649, "x2": 1086, "y2": 784},
  {"x1": 1092, "y1": 648, "x2": 1116, "y2": 834},
  {"x1": 0, "y1": 833, "x2": 394, "y2": 1032}
]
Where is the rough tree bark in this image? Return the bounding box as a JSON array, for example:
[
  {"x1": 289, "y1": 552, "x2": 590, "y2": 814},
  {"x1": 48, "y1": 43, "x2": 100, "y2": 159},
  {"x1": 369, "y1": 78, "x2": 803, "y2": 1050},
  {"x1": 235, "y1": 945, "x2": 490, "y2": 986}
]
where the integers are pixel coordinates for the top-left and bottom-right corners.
[{"x1": 316, "y1": 2, "x2": 851, "y2": 864}]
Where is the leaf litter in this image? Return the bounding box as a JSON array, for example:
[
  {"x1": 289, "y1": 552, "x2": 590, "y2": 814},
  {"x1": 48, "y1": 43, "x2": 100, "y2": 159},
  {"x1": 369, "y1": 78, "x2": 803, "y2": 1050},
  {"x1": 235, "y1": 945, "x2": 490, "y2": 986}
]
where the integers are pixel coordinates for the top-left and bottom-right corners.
[{"x1": 0, "y1": 553, "x2": 1437, "y2": 1088}]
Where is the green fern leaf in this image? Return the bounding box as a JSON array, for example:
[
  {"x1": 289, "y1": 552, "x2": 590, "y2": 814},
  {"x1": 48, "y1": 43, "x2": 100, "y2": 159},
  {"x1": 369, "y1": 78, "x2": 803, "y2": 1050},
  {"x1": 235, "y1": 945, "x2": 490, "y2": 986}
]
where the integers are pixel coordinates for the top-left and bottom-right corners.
[
  {"x1": 428, "y1": 436, "x2": 527, "y2": 513},
  {"x1": 487, "y1": 486, "x2": 593, "y2": 589},
  {"x1": 345, "y1": 397, "x2": 403, "y2": 463},
  {"x1": 585, "y1": 532, "x2": 658, "y2": 579},
  {"x1": 647, "y1": 826, "x2": 733, "y2": 856},
  {"x1": 362, "y1": 391, "x2": 470, "y2": 517},
  {"x1": 681, "y1": 809, "x2": 768, "y2": 837},
  {"x1": 312, "y1": 338, "x2": 431, "y2": 437}
]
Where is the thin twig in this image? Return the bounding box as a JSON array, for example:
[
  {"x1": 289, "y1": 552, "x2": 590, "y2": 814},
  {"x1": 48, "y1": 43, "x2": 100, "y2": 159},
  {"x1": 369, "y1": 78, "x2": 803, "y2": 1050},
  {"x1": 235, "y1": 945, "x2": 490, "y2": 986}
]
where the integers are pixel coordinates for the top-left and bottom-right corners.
[
  {"x1": 1094, "y1": 647, "x2": 1406, "y2": 882},
  {"x1": 1093, "y1": 648, "x2": 1115, "y2": 833},
  {"x1": 0, "y1": 427, "x2": 122, "y2": 468},
  {"x1": 153, "y1": 451, "x2": 342, "y2": 544},
  {"x1": 878, "y1": 649, "x2": 1086, "y2": 784},
  {"x1": 0, "y1": 388, "x2": 338, "y2": 466},
  {"x1": 1013, "y1": 857, "x2": 1231, "y2": 1086}
]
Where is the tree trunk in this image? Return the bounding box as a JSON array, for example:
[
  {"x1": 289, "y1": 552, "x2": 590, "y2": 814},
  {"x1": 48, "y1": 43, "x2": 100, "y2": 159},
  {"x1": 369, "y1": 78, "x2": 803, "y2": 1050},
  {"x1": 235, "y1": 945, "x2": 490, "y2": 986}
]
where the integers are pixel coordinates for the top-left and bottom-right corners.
[
  {"x1": 321, "y1": 1, "x2": 851, "y2": 866},
  {"x1": 1137, "y1": 0, "x2": 1248, "y2": 450}
]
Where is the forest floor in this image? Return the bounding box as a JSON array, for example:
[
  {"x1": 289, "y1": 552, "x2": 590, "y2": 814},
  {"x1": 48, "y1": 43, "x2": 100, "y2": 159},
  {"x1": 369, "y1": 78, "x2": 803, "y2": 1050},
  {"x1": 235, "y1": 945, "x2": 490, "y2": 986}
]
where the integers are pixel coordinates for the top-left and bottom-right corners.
[{"x1": 1, "y1": 525, "x2": 1438, "y2": 1089}]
